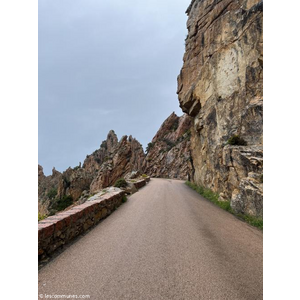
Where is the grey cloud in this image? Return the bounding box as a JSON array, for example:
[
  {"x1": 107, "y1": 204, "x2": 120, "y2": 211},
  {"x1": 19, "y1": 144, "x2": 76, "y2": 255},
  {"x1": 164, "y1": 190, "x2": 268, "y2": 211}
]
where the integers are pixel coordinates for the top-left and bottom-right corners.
[{"x1": 39, "y1": 0, "x2": 191, "y2": 175}]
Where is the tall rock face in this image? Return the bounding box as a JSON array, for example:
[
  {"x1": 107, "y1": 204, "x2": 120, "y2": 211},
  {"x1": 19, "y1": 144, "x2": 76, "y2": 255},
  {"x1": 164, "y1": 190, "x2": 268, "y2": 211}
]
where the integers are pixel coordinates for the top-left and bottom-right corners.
[
  {"x1": 177, "y1": 0, "x2": 263, "y2": 217},
  {"x1": 143, "y1": 113, "x2": 193, "y2": 180}
]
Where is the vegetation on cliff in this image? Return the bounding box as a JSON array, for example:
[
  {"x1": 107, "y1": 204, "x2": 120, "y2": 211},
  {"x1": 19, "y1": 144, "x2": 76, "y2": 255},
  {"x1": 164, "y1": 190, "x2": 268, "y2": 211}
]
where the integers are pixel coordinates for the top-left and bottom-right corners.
[{"x1": 186, "y1": 181, "x2": 263, "y2": 230}]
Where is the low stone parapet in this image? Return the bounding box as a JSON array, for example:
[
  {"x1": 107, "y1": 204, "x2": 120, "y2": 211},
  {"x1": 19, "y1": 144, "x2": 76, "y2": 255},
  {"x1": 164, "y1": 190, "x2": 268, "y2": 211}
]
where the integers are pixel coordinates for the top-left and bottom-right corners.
[
  {"x1": 133, "y1": 179, "x2": 147, "y2": 190},
  {"x1": 38, "y1": 189, "x2": 125, "y2": 261}
]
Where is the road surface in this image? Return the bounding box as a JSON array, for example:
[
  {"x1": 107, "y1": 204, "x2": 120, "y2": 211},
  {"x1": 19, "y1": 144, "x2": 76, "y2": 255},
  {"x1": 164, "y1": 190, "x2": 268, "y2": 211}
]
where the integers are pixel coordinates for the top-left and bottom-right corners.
[{"x1": 38, "y1": 178, "x2": 263, "y2": 300}]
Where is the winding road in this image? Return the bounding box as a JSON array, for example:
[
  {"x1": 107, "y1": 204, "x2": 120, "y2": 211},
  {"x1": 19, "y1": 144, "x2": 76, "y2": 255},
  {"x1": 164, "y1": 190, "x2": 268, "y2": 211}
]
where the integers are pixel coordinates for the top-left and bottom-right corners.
[{"x1": 38, "y1": 178, "x2": 263, "y2": 300}]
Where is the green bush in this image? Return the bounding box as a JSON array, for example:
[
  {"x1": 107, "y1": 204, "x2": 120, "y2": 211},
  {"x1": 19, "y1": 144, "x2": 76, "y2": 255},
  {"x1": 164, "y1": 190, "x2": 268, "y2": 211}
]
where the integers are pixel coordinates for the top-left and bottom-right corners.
[
  {"x1": 122, "y1": 195, "x2": 127, "y2": 203},
  {"x1": 48, "y1": 209, "x2": 56, "y2": 216},
  {"x1": 141, "y1": 174, "x2": 148, "y2": 178},
  {"x1": 227, "y1": 135, "x2": 247, "y2": 146},
  {"x1": 47, "y1": 188, "x2": 57, "y2": 200},
  {"x1": 146, "y1": 142, "x2": 155, "y2": 154},
  {"x1": 114, "y1": 178, "x2": 128, "y2": 188},
  {"x1": 171, "y1": 119, "x2": 179, "y2": 131},
  {"x1": 95, "y1": 158, "x2": 102, "y2": 164},
  {"x1": 62, "y1": 176, "x2": 71, "y2": 188},
  {"x1": 50, "y1": 195, "x2": 73, "y2": 212},
  {"x1": 100, "y1": 140, "x2": 107, "y2": 149},
  {"x1": 163, "y1": 138, "x2": 176, "y2": 151}
]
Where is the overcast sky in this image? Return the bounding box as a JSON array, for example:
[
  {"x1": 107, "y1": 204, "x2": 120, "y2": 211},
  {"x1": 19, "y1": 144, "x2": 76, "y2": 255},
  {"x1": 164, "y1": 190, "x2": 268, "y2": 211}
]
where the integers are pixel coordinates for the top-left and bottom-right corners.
[{"x1": 39, "y1": 0, "x2": 191, "y2": 175}]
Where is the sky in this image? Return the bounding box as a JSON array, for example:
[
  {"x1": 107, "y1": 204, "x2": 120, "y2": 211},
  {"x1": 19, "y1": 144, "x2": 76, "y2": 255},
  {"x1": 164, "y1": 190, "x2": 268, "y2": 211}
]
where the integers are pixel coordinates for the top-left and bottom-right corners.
[{"x1": 39, "y1": 0, "x2": 191, "y2": 175}]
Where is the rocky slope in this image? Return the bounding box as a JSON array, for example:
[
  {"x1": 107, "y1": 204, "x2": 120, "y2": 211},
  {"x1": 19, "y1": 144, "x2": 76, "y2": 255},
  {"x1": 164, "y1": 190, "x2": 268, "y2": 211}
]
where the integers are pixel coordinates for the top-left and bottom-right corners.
[
  {"x1": 38, "y1": 130, "x2": 145, "y2": 215},
  {"x1": 177, "y1": 0, "x2": 263, "y2": 217},
  {"x1": 38, "y1": 166, "x2": 62, "y2": 202},
  {"x1": 143, "y1": 113, "x2": 194, "y2": 180}
]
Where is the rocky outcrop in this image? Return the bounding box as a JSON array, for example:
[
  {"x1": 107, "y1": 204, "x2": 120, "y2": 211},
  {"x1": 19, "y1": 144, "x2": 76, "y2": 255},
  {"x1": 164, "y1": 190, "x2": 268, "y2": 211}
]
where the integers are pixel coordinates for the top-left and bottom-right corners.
[
  {"x1": 177, "y1": 0, "x2": 263, "y2": 216},
  {"x1": 38, "y1": 130, "x2": 146, "y2": 216},
  {"x1": 82, "y1": 130, "x2": 119, "y2": 176},
  {"x1": 54, "y1": 131, "x2": 121, "y2": 202},
  {"x1": 57, "y1": 167, "x2": 94, "y2": 202},
  {"x1": 89, "y1": 134, "x2": 145, "y2": 193},
  {"x1": 38, "y1": 166, "x2": 62, "y2": 202},
  {"x1": 143, "y1": 113, "x2": 194, "y2": 180}
]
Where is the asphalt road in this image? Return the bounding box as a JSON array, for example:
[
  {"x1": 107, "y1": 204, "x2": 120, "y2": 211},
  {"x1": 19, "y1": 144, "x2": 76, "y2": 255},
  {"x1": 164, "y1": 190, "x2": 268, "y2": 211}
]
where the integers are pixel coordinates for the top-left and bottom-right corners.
[{"x1": 38, "y1": 178, "x2": 263, "y2": 300}]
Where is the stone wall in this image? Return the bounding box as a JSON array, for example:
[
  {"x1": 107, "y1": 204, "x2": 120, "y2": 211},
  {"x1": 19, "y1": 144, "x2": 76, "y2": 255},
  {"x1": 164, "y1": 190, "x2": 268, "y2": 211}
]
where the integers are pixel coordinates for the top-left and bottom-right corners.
[
  {"x1": 38, "y1": 189, "x2": 125, "y2": 261},
  {"x1": 38, "y1": 178, "x2": 150, "y2": 261},
  {"x1": 133, "y1": 178, "x2": 149, "y2": 189}
]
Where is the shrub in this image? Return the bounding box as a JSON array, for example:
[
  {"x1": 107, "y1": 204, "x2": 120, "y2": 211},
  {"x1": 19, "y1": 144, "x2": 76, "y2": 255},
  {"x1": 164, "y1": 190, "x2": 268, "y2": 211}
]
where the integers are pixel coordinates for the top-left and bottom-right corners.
[
  {"x1": 146, "y1": 142, "x2": 155, "y2": 154},
  {"x1": 114, "y1": 178, "x2": 128, "y2": 188},
  {"x1": 122, "y1": 195, "x2": 127, "y2": 203},
  {"x1": 50, "y1": 195, "x2": 73, "y2": 212},
  {"x1": 163, "y1": 138, "x2": 176, "y2": 151},
  {"x1": 227, "y1": 135, "x2": 247, "y2": 146},
  {"x1": 171, "y1": 119, "x2": 179, "y2": 131},
  {"x1": 48, "y1": 209, "x2": 56, "y2": 216},
  {"x1": 141, "y1": 174, "x2": 148, "y2": 178},
  {"x1": 100, "y1": 140, "x2": 107, "y2": 149},
  {"x1": 95, "y1": 158, "x2": 102, "y2": 164},
  {"x1": 47, "y1": 188, "x2": 57, "y2": 200},
  {"x1": 62, "y1": 176, "x2": 71, "y2": 188},
  {"x1": 73, "y1": 165, "x2": 80, "y2": 171}
]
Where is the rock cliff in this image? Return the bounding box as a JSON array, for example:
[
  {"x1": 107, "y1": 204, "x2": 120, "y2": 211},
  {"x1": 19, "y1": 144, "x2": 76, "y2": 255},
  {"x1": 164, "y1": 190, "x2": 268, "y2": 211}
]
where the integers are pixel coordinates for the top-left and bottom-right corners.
[
  {"x1": 177, "y1": 0, "x2": 263, "y2": 217},
  {"x1": 143, "y1": 113, "x2": 194, "y2": 180}
]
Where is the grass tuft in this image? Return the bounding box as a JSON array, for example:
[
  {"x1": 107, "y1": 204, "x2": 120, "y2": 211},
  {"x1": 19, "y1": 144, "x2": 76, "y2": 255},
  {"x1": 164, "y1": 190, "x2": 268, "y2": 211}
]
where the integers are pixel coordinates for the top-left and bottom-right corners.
[
  {"x1": 185, "y1": 181, "x2": 262, "y2": 230},
  {"x1": 38, "y1": 213, "x2": 46, "y2": 221}
]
